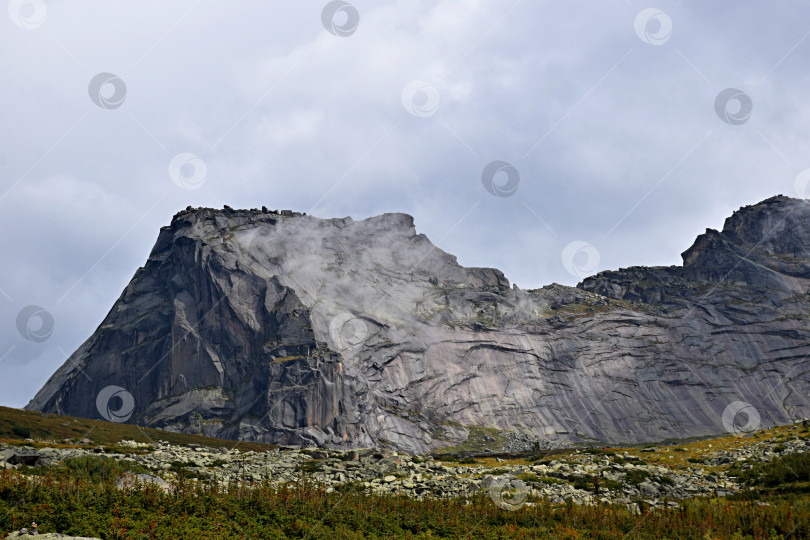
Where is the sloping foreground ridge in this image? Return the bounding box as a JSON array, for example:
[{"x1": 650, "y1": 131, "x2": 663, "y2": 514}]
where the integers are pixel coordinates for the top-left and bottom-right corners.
[{"x1": 26, "y1": 195, "x2": 810, "y2": 452}]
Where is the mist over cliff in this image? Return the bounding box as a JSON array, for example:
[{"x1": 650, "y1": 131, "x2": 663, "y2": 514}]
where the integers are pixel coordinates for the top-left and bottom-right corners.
[{"x1": 26, "y1": 196, "x2": 810, "y2": 452}]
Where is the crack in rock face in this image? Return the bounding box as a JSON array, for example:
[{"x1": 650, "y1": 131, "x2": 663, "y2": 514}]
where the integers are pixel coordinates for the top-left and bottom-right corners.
[{"x1": 25, "y1": 196, "x2": 810, "y2": 452}]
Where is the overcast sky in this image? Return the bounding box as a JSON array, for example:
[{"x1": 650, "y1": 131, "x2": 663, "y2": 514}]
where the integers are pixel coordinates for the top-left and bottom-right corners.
[{"x1": 2, "y1": 0, "x2": 809, "y2": 408}]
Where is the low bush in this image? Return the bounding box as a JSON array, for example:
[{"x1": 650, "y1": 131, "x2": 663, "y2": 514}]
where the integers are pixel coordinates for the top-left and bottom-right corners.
[
  {"x1": 10, "y1": 426, "x2": 30, "y2": 439},
  {"x1": 0, "y1": 468, "x2": 807, "y2": 538},
  {"x1": 515, "y1": 473, "x2": 541, "y2": 483},
  {"x1": 656, "y1": 475, "x2": 675, "y2": 486},
  {"x1": 623, "y1": 469, "x2": 650, "y2": 486},
  {"x1": 739, "y1": 452, "x2": 810, "y2": 488}
]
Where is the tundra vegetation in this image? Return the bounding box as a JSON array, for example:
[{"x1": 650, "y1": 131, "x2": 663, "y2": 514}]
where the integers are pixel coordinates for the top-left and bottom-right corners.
[{"x1": 0, "y1": 407, "x2": 808, "y2": 538}]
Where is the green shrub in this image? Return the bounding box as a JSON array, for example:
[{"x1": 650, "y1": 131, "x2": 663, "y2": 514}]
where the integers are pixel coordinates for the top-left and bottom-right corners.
[
  {"x1": 602, "y1": 479, "x2": 623, "y2": 491},
  {"x1": 536, "y1": 476, "x2": 566, "y2": 485},
  {"x1": 623, "y1": 469, "x2": 650, "y2": 486},
  {"x1": 583, "y1": 448, "x2": 616, "y2": 457},
  {"x1": 10, "y1": 426, "x2": 30, "y2": 439},
  {"x1": 740, "y1": 452, "x2": 810, "y2": 487},
  {"x1": 656, "y1": 475, "x2": 675, "y2": 486},
  {"x1": 167, "y1": 460, "x2": 207, "y2": 479},
  {"x1": 335, "y1": 480, "x2": 368, "y2": 494},
  {"x1": 567, "y1": 475, "x2": 624, "y2": 494},
  {"x1": 570, "y1": 475, "x2": 595, "y2": 491},
  {"x1": 33, "y1": 455, "x2": 153, "y2": 484},
  {"x1": 297, "y1": 460, "x2": 323, "y2": 474},
  {"x1": 515, "y1": 473, "x2": 541, "y2": 483},
  {"x1": 0, "y1": 468, "x2": 807, "y2": 538}
]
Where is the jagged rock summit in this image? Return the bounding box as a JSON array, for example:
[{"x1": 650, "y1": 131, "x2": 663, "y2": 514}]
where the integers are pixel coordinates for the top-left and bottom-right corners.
[{"x1": 26, "y1": 196, "x2": 810, "y2": 452}]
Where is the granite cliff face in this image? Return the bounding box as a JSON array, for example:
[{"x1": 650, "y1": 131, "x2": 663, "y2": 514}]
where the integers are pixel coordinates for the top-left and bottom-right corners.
[{"x1": 26, "y1": 196, "x2": 810, "y2": 452}]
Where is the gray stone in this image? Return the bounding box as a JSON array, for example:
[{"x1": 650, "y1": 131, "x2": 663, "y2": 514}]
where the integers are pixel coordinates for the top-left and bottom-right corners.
[
  {"x1": 639, "y1": 482, "x2": 659, "y2": 498},
  {"x1": 116, "y1": 472, "x2": 174, "y2": 493},
  {"x1": 24, "y1": 196, "x2": 810, "y2": 452},
  {"x1": 0, "y1": 448, "x2": 49, "y2": 467}
]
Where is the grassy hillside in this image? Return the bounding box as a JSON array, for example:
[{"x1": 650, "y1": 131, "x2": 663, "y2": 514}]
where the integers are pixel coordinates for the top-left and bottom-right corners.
[{"x1": 0, "y1": 405, "x2": 278, "y2": 453}]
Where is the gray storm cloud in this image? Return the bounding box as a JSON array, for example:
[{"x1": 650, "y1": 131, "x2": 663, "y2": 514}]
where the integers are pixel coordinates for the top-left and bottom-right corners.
[{"x1": 2, "y1": 1, "x2": 810, "y2": 407}]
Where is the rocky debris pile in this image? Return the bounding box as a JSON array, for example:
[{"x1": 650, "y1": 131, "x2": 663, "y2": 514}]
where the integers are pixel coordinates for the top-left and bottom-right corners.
[
  {"x1": 0, "y1": 448, "x2": 51, "y2": 468},
  {"x1": 6, "y1": 430, "x2": 807, "y2": 508},
  {"x1": 115, "y1": 472, "x2": 174, "y2": 493},
  {"x1": 704, "y1": 432, "x2": 810, "y2": 468},
  {"x1": 501, "y1": 432, "x2": 548, "y2": 452}
]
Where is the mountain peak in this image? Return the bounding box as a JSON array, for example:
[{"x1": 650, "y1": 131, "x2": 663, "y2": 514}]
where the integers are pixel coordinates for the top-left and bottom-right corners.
[
  {"x1": 680, "y1": 195, "x2": 810, "y2": 289},
  {"x1": 26, "y1": 196, "x2": 810, "y2": 452}
]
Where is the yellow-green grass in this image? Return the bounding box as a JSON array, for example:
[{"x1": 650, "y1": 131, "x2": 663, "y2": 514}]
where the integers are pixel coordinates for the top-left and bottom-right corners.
[{"x1": 0, "y1": 405, "x2": 278, "y2": 453}]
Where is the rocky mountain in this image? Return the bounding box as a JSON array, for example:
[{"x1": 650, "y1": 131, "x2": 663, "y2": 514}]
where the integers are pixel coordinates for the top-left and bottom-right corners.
[{"x1": 25, "y1": 196, "x2": 810, "y2": 453}]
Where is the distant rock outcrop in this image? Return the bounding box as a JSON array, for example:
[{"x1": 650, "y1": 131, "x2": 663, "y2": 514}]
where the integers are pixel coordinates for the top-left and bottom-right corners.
[{"x1": 25, "y1": 196, "x2": 810, "y2": 452}]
